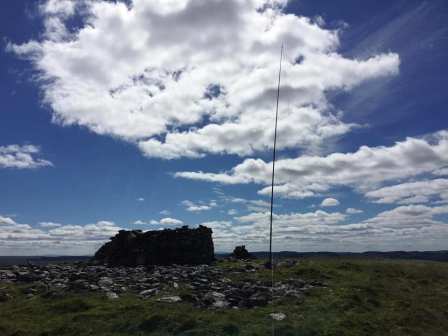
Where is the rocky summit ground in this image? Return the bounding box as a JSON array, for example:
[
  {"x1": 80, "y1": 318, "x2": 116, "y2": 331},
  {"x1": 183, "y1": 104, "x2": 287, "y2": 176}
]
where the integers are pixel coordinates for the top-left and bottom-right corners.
[
  {"x1": 1, "y1": 258, "x2": 448, "y2": 336},
  {"x1": 0, "y1": 259, "x2": 316, "y2": 309}
]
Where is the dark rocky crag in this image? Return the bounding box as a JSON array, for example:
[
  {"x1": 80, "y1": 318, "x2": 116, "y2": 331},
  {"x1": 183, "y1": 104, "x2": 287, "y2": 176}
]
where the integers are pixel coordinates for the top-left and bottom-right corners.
[
  {"x1": 93, "y1": 225, "x2": 214, "y2": 266},
  {"x1": 231, "y1": 245, "x2": 254, "y2": 260}
]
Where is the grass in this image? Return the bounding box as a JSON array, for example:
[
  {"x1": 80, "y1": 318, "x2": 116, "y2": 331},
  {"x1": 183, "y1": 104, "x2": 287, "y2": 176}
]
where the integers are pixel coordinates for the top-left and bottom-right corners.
[{"x1": 1, "y1": 258, "x2": 448, "y2": 335}]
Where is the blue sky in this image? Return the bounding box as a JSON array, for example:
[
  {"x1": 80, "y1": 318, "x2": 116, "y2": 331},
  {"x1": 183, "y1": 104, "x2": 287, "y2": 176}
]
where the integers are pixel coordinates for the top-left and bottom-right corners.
[{"x1": 1, "y1": 0, "x2": 448, "y2": 255}]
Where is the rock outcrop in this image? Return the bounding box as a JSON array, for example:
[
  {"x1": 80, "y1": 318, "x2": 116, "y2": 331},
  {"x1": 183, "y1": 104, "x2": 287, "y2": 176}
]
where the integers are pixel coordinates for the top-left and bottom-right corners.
[
  {"x1": 0, "y1": 261, "x2": 322, "y2": 308},
  {"x1": 231, "y1": 245, "x2": 254, "y2": 260},
  {"x1": 93, "y1": 225, "x2": 214, "y2": 266}
]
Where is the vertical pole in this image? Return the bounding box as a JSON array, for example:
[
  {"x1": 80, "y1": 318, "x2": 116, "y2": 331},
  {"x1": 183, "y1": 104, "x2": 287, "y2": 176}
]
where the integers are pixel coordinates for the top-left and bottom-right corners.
[{"x1": 268, "y1": 44, "x2": 283, "y2": 270}]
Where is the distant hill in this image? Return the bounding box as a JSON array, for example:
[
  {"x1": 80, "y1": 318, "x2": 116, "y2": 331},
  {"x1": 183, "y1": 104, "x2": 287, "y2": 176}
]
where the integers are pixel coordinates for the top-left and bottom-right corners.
[
  {"x1": 1, "y1": 250, "x2": 448, "y2": 266},
  {"x1": 0, "y1": 256, "x2": 91, "y2": 266},
  {"x1": 217, "y1": 251, "x2": 448, "y2": 262}
]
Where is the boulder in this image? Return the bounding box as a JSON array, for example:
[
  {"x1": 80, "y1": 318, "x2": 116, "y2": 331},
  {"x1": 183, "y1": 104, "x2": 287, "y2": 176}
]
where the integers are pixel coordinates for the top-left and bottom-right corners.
[
  {"x1": 98, "y1": 277, "x2": 114, "y2": 288},
  {"x1": 157, "y1": 296, "x2": 182, "y2": 303},
  {"x1": 139, "y1": 288, "x2": 159, "y2": 298},
  {"x1": 270, "y1": 312, "x2": 286, "y2": 321},
  {"x1": 106, "y1": 291, "x2": 119, "y2": 300},
  {"x1": 93, "y1": 225, "x2": 214, "y2": 266},
  {"x1": 231, "y1": 245, "x2": 253, "y2": 260}
]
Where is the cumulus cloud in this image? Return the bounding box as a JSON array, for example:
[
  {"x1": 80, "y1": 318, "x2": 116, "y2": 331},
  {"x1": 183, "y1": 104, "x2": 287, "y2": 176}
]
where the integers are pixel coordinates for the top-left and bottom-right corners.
[
  {"x1": 321, "y1": 198, "x2": 339, "y2": 207},
  {"x1": 176, "y1": 130, "x2": 448, "y2": 199},
  {"x1": 361, "y1": 204, "x2": 448, "y2": 230},
  {"x1": 0, "y1": 216, "x2": 121, "y2": 255},
  {"x1": 133, "y1": 219, "x2": 176, "y2": 226},
  {"x1": 432, "y1": 167, "x2": 448, "y2": 176},
  {"x1": 366, "y1": 178, "x2": 448, "y2": 205},
  {"x1": 137, "y1": 197, "x2": 145, "y2": 202},
  {"x1": 40, "y1": 0, "x2": 76, "y2": 17},
  {"x1": 182, "y1": 200, "x2": 217, "y2": 212},
  {"x1": 39, "y1": 0, "x2": 77, "y2": 41},
  {"x1": 0, "y1": 216, "x2": 17, "y2": 226},
  {"x1": 227, "y1": 209, "x2": 238, "y2": 216},
  {"x1": 207, "y1": 204, "x2": 448, "y2": 252},
  {"x1": 160, "y1": 217, "x2": 184, "y2": 225},
  {"x1": 150, "y1": 217, "x2": 184, "y2": 226},
  {"x1": 206, "y1": 209, "x2": 348, "y2": 251},
  {"x1": 46, "y1": 220, "x2": 120, "y2": 240},
  {"x1": 133, "y1": 220, "x2": 148, "y2": 225},
  {"x1": 237, "y1": 210, "x2": 346, "y2": 227},
  {"x1": 0, "y1": 145, "x2": 52, "y2": 169},
  {"x1": 39, "y1": 222, "x2": 62, "y2": 228},
  {"x1": 346, "y1": 208, "x2": 363, "y2": 214},
  {"x1": 9, "y1": 0, "x2": 399, "y2": 160},
  {"x1": 200, "y1": 220, "x2": 232, "y2": 231}
]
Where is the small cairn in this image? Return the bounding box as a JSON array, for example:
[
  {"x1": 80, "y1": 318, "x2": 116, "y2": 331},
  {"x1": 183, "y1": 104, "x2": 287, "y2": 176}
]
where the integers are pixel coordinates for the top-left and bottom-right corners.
[{"x1": 231, "y1": 245, "x2": 254, "y2": 260}]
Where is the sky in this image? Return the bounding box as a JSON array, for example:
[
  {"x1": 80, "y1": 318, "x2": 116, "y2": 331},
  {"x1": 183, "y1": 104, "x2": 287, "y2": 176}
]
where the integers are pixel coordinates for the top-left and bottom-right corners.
[{"x1": 1, "y1": 0, "x2": 448, "y2": 255}]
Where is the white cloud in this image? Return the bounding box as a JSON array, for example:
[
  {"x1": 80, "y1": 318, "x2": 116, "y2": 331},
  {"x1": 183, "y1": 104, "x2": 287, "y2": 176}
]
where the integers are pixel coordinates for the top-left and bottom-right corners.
[
  {"x1": 207, "y1": 203, "x2": 448, "y2": 252},
  {"x1": 0, "y1": 216, "x2": 121, "y2": 255},
  {"x1": 361, "y1": 204, "x2": 448, "y2": 230},
  {"x1": 156, "y1": 217, "x2": 184, "y2": 226},
  {"x1": 321, "y1": 197, "x2": 339, "y2": 207},
  {"x1": 207, "y1": 209, "x2": 349, "y2": 251},
  {"x1": 159, "y1": 210, "x2": 171, "y2": 216},
  {"x1": 181, "y1": 199, "x2": 217, "y2": 212},
  {"x1": 216, "y1": 195, "x2": 273, "y2": 212},
  {"x1": 0, "y1": 145, "x2": 52, "y2": 169},
  {"x1": 176, "y1": 130, "x2": 448, "y2": 199},
  {"x1": 137, "y1": 197, "x2": 145, "y2": 202},
  {"x1": 346, "y1": 208, "x2": 363, "y2": 214},
  {"x1": 39, "y1": 222, "x2": 62, "y2": 228},
  {"x1": 38, "y1": 0, "x2": 78, "y2": 42},
  {"x1": 0, "y1": 216, "x2": 17, "y2": 226},
  {"x1": 40, "y1": 0, "x2": 76, "y2": 17},
  {"x1": 48, "y1": 220, "x2": 120, "y2": 240},
  {"x1": 9, "y1": 0, "x2": 399, "y2": 160},
  {"x1": 227, "y1": 209, "x2": 238, "y2": 216},
  {"x1": 236, "y1": 210, "x2": 346, "y2": 227},
  {"x1": 135, "y1": 217, "x2": 185, "y2": 226},
  {"x1": 3, "y1": 203, "x2": 448, "y2": 254},
  {"x1": 243, "y1": 199, "x2": 272, "y2": 212},
  {"x1": 200, "y1": 220, "x2": 232, "y2": 231},
  {"x1": 365, "y1": 178, "x2": 448, "y2": 205},
  {"x1": 187, "y1": 205, "x2": 211, "y2": 212},
  {"x1": 433, "y1": 167, "x2": 448, "y2": 176}
]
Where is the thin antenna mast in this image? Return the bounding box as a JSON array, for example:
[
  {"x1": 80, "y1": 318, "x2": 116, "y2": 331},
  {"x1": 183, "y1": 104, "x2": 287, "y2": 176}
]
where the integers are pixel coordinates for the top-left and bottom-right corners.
[{"x1": 268, "y1": 44, "x2": 283, "y2": 269}]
